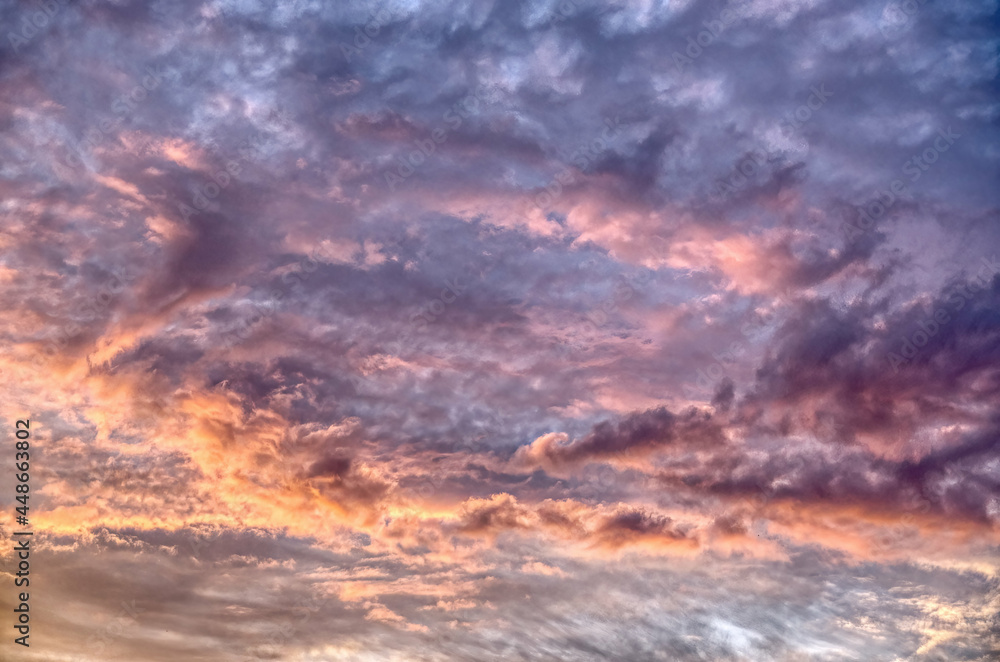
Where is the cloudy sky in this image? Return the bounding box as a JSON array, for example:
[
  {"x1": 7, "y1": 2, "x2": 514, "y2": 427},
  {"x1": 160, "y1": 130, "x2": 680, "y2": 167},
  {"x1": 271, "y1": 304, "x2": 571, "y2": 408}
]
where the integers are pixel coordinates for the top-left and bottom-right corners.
[{"x1": 1, "y1": 0, "x2": 998, "y2": 660}]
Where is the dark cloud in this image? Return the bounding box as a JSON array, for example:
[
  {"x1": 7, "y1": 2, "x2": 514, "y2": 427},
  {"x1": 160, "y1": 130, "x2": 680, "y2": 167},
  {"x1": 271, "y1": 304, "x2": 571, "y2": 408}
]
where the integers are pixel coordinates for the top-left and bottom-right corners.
[{"x1": 514, "y1": 406, "x2": 725, "y2": 469}]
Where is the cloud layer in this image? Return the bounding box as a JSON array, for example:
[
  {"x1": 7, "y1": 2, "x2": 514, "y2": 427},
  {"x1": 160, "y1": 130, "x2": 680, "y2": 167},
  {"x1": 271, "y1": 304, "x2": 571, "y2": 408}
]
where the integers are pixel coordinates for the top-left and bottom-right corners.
[{"x1": 0, "y1": 0, "x2": 998, "y2": 660}]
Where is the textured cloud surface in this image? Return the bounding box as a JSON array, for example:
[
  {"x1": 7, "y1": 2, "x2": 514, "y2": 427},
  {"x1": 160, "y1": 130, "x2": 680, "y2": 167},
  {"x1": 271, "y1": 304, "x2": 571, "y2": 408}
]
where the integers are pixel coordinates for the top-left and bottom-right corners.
[{"x1": 1, "y1": 0, "x2": 998, "y2": 660}]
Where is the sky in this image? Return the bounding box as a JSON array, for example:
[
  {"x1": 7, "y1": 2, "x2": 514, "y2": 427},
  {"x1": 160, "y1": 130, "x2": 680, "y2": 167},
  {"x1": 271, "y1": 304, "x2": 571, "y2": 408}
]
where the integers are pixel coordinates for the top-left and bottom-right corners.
[{"x1": 0, "y1": 0, "x2": 998, "y2": 660}]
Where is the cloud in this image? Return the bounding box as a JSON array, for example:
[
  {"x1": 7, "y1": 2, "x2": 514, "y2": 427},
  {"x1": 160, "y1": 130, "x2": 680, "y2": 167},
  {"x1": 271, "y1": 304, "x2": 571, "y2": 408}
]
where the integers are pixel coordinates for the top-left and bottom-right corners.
[
  {"x1": 513, "y1": 406, "x2": 725, "y2": 470},
  {"x1": 0, "y1": 0, "x2": 998, "y2": 658}
]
